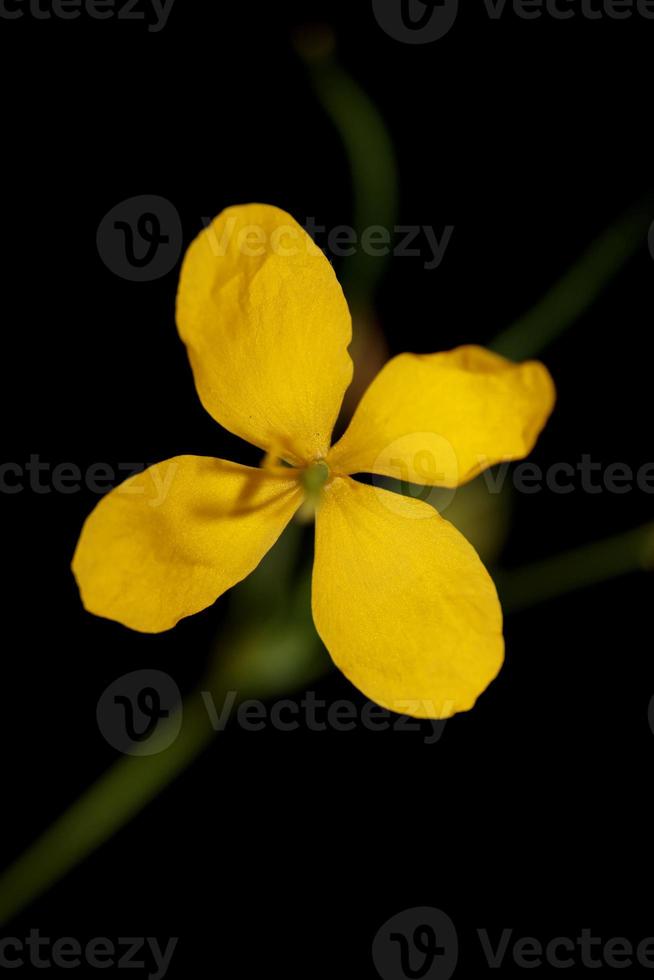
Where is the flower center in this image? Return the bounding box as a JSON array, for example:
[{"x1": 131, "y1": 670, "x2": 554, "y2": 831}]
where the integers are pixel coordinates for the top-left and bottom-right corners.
[
  {"x1": 301, "y1": 459, "x2": 330, "y2": 496},
  {"x1": 297, "y1": 460, "x2": 330, "y2": 523}
]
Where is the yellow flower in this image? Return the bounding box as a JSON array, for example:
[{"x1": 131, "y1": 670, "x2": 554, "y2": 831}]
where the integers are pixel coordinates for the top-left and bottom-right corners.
[{"x1": 73, "y1": 204, "x2": 555, "y2": 718}]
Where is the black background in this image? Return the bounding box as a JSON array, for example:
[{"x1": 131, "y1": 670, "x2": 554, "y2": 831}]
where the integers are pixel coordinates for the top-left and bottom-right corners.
[{"x1": 1, "y1": 0, "x2": 653, "y2": 976}]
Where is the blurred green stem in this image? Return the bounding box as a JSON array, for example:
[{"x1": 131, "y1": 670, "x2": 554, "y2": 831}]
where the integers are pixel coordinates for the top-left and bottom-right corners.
[
  {"x1": 0, "y1": 534, "x2": 327, "y2": 926},
  {"x1": 498, "y1": 521, "x2": 654, "y2": 613},
  {"x1": 0, "y1": 691, "x2": 216, "y2": 925},
  {"x1": 491, "y1": 197, "x2": 653, "y2": 360},
  {"x1": 1, "y1": 522, "x2": 651, "y2": 923},
  {"x1": 299, "y1": 33, "x2": 398, "y2": 310}
]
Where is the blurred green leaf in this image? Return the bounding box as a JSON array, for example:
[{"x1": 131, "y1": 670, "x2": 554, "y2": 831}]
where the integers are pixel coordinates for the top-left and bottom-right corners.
[{"x1": 210, "y1": 565, "x2": 330, "y2": 700}]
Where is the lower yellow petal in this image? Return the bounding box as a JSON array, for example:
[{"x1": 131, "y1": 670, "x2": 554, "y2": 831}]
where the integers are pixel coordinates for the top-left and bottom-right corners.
[
  {"x1": 312, "y1": 477, "x2": 504, "y2": 718},
  {"x1": 328, "y1": 345, "x2": 555, "y2": 487},
  {"x1": 72, "y1": 456, "x2": 301, "y2": 633}
]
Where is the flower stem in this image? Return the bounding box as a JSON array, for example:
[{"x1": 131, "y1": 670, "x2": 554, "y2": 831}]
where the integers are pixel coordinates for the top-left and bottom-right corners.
[
  {"x1": 490, "y1": 197, "x2": 653, "y2": 361},
  {"x1": 0, "y1": 543, "x2": 326, "y2": 926},
  {"x1": 0, "y1": 691, "x2": 216, "y2": 926},
  {"x1": 295, "y1": 25, "x2": 399, "y2": 310},
  {"x1": 497, "y1": 521, "x2": 654, "y2": 613},
  {"x1": 1, "y1": 523, "x2": 650, "y2": 922}
]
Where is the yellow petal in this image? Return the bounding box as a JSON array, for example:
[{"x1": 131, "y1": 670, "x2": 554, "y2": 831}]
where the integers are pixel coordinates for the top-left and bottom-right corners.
[
  {"x1": 176, "y1": 204, "x2": 353, "y2": 463},
  {"x1": 72, "y1": 457, "x2": 301, "y2": 633},
  {"x1": 312, "y1": 477, "x2": 504, "y2": 718},
  {"x1": 328, "y1": 345, "x2": 555, "y2": 487}
]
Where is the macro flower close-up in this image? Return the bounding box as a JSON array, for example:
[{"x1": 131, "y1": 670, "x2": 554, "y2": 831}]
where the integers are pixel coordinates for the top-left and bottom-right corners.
[
  {"x1": 2, "y1": 3, "x2": 653, "y2": 968},
  {"x1": 72, "y1": 203, "x2": 555, "y2": 719}
]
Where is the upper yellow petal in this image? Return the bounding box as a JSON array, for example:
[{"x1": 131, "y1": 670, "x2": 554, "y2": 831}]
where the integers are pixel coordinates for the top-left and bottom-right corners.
[
  {"x1": 312, "y1": 476, "x2": 504, "y2": 718},
  {"x1": 72, "y1": 456, "x2": 301, "y2": 633},
  {"x1": 176, "y1": 203, "x2": 353, "y2": 463},
  {"x1": 327, "y1": 345, "x2": 555, "y2": 487}
]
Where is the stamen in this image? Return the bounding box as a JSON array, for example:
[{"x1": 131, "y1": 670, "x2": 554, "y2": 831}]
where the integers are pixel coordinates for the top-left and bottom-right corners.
[
  {"x1": 297, "y1": 460, "x2": 330, "y2": 523},
  {"x1": 301, "y1": 460, "x2": 330, "y2": 495}
]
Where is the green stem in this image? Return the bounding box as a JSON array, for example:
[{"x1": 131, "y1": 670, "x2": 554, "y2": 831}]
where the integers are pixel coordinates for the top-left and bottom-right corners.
[
  {"x1": 0, "y1": 562, "x2": 327, "y2": 926},
  {"x1": 491, "y1": 197, "x2": 653, "y2": 361},
  {"x1": 297, "y1": 32, "x2": 399, "y2": 310},
  {"x1": 497, "y1": 521, "x2": 654, "y2": 613},
  {"x1": 0, "y1": 690, "x2": 217, "y2": 925},
  {"x1": 2, "y1": 521, "x2": 651, "y2": 923}
]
